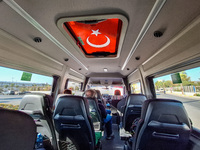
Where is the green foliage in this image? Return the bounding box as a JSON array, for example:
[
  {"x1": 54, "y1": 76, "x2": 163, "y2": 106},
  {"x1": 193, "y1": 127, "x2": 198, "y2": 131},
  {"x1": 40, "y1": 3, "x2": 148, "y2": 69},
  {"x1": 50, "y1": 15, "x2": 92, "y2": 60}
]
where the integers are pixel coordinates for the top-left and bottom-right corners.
[
  {"x1": 155, "y1": 81, "x2": 164, "y2": 89},
  {"x1": 4, "y1": 85, "x2": 8, "y2": 88},
  {"x1": 10, "y1": 83, "x2": 15, "y2": 87},
  {"x1": 194, "y1": 93, "x2": 200, "y2": 97},
  {"x1": 75, "y1": 86, "x2": 80, "y2": 91},
  {"x1": 0, "y1": 103, "x2": 19, "y2": 110},
  {"x1": 180, "y1": 71, "x2": 193, "y2": 86},
  {"x1": 155, "y1": 71, "x2": 199, "y2": 89},
  {"x1": 164, "y1": 80, "x2": 173, "y2": 87},
  {"x1": 69, "y1": 86, "x2": 74, "y2": 91},
  {"x1": 155, "y1": 80, "x2": 173, "y2": 89}
]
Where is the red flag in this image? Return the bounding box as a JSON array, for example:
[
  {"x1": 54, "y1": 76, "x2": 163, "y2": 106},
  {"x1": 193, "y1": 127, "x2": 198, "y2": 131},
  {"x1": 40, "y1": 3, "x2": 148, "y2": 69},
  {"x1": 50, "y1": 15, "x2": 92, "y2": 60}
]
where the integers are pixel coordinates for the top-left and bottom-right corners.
[{"x1": 64, "y1": 18, "x2": 122, "y2": 57}]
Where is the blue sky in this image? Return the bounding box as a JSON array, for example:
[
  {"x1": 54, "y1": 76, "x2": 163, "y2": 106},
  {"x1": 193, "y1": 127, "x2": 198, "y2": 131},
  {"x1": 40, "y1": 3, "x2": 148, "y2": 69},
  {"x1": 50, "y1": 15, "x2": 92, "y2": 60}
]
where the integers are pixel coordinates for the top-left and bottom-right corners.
[
  {"x1": 154, "y1": 67, "x2": 200, "y2": 82},
  {"x1": 0, "y1": 66, "x2": 53, "y2": 85},
  {"x1": 0, "y1": 66, "x2": 199, "y2": 85}
]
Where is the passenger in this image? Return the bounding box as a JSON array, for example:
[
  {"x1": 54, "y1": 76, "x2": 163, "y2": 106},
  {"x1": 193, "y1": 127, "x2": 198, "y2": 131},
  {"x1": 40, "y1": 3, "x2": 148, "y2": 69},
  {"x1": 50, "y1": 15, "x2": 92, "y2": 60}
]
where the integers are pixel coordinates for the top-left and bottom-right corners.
[
  {"x1": 63, "y1": 89, "x2": 72, "y2": 95},
  {"x1": 85, "y1": 89, "x2": 114, "y2": 140},
  {"x1": 112, "y1": 90, "x2": 123, "y2": 100}
]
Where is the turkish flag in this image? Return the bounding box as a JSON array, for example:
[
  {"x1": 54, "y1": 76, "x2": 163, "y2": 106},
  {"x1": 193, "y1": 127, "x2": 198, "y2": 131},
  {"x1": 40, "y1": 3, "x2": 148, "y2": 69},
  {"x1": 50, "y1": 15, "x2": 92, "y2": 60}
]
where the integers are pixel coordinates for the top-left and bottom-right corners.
[{"x1": 64, "y1": 18, "x2": 122, "y2": 57}]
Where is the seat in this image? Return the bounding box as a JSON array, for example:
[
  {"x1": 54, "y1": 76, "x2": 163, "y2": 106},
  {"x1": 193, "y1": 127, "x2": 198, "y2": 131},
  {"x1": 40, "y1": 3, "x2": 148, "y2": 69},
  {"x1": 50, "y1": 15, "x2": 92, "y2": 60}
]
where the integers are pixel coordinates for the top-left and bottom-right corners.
[
  {"x1": 95, "y1": 90, "x2": 106, "y2": 106},
  {"x1": 123, "y1": 94, "x2": 147, "y2": 131},
  {"x1": 0, "y1": 108, "x2": 36, "y2": 150},
  {"x1": 111, "y1": 90, "x2": 123, "y2": 108},
  {"x1": 133, "y1": 99, "x2": 191, "y2": 150},
  {"x1": 53, "y1": 95, "x2": 95, "y2": 150},
  {"x1": 19, "y1": 94, "x2": 56, "y2": 150},
  {"x1": 87, "y1": 97, "x2": 103, "y2": 131},
  {"x1": 117, "y1": 97, "x2": 126, "y2": 113}
]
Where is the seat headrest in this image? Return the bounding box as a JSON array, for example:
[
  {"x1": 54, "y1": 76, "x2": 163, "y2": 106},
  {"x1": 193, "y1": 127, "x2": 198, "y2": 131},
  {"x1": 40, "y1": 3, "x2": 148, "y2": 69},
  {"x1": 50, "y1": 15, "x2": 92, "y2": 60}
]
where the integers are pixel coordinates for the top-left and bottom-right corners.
[
  {"x1": 95, "y1": 90, "x2": 102, "y2": 100},
  {"x1": 0, "y1": 108, "x2": 36, "y2": 150},
  {"x1": 127, "y1": 94, "x2": 147, "y2": 105},
  {"x1": 44, "y1": 94, "x2": 54, "y2": 110},
  {"x1": 54, "y1": 95, "x2": 90, "y2": 118},
  {"x1": 141, "y1": 99, "x2": 191, "y2": 128},
  {"x1": 19, "y1": 94, "x2": 45, "y2": 115}
]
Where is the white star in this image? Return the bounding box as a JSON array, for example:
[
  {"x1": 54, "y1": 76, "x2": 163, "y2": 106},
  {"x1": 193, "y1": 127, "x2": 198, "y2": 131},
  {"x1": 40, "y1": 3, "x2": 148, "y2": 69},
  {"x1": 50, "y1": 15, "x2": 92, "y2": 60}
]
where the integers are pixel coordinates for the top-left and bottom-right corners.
[{"x1": 91, "y1": 29, "x2": 101, "y2": 36}]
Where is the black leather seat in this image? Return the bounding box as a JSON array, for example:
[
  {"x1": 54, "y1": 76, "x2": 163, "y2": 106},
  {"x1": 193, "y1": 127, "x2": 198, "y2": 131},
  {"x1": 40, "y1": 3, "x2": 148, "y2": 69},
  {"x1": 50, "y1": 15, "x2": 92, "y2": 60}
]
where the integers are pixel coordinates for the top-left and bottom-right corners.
[
  {"x1": 117, "y1": 97, "x2": 126, "y2": 113},
  {"x1": 54, "y1": 95, "x2": 95, "y2": 150},
  {"x1": 87, "y1": 97, "x2": 103, "y2": 131},
  {"x1": 123, "y1": 94, "x2": 147, "y2": 131},
  {"x1": 132, "y1": 99, "x2": 191, "y2": 150},
  {"x1": 95, "y1": 90, "x2": 106, "y2": 106},
  {"x1": 0, "y1": 108, "x2": 36, "y2": 150},
  {"x1": 19, "y1": 94, "x2": 56, "y2": 149}
]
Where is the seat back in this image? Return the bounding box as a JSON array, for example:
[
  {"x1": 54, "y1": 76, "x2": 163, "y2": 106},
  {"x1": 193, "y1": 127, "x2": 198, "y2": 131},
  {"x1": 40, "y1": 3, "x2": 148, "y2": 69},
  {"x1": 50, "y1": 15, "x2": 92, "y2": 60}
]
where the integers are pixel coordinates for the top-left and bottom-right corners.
[
  {"x1": 19, "y1": 94, "x2": 56, "y2": 149},
  {"x1": 111, "y1": 98, "x2": 121, "y2": 108},
  {"x1": 133, "y1": 99, "x2": 191, "y2": 150},
  {"x1": 53, "y1": 95, "x2": 95, "y2": 150},
  {"x1": 95, "y1": 90, "x2": 106, "y2": 106},
  {"x1": 123, "y1": 94, "x2": 147, "y2": 131},
  {"x1": 0, "y1": 108, "x2": 36, "y2": 150},
  {"x1": 117, "y1": 97, "x2": 126, "y2": 113},
  {"x1": 87, "y1": 97, "x2": 103, "y2": 130}
]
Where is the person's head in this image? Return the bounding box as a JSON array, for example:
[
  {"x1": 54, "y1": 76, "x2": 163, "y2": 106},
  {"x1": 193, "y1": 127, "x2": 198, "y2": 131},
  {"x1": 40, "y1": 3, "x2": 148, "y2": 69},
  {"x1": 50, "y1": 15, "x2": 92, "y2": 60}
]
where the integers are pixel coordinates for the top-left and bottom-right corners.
[
  {"x1": 85, "y1": 89, "x2": 96, "y2": 98},
  {"x1": 63, "y1": 89, "x2": 72, "y2": 94},
  {"x1": 114, "y1": 90, "x2": 121, "y2": 96}
]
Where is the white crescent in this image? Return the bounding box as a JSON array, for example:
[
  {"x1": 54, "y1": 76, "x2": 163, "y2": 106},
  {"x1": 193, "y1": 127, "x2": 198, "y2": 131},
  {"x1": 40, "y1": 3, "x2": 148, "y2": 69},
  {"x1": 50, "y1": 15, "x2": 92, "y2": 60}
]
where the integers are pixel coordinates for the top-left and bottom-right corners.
[{"x1": 86, "y1": 35, "x2": 110, "y2": 48}]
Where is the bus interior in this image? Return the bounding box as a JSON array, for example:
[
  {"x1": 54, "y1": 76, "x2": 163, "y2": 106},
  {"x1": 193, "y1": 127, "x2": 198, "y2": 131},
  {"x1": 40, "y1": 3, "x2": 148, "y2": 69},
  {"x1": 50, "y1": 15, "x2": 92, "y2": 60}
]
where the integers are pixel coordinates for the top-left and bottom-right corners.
[{"x1": 0, "y1": 0, "x2": 200, "y2": 150}]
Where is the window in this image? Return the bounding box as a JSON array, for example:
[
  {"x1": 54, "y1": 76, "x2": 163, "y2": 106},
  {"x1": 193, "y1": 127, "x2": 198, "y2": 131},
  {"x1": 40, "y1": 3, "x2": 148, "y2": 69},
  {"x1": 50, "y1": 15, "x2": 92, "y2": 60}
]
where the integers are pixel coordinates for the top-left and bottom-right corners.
[
  {"x1": 153, "y1": 67, "x2": 200, "y2": 129},
  {"x1": 67, "y1": 80, "x2": 82, "y2": 96},
  {"x1": 130, "y1": 82, "x2": 141, "y2": 94},
  {"x1": 0, "y1": 66, "x2": 53, "y2": 110},
  {"x1": 90, "y1": 85, "x2": 124, "y2": 96}
]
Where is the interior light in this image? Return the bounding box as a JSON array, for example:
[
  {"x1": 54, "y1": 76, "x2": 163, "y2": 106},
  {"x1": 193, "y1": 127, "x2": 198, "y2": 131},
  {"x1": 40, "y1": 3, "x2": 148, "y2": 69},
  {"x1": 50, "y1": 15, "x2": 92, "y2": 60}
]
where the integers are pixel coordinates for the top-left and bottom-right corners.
[{"x1": 104, "y1": 68, "x2": 108, "y2": 72}]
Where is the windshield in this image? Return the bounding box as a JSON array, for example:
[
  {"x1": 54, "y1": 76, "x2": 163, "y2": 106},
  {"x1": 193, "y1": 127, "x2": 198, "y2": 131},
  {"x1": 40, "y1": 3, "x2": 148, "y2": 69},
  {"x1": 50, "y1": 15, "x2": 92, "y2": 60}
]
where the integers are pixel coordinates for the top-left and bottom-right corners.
[{"x1": 90, "y1": 85, "x2": 124, "y2": 96}]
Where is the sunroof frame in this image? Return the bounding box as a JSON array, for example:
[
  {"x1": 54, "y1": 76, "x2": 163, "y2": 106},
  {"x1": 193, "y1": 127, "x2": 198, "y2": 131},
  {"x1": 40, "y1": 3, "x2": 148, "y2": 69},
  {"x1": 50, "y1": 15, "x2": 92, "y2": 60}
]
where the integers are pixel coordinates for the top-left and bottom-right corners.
[{"x1": 57, "y1": 14, "x2": 128, "y2": 59}]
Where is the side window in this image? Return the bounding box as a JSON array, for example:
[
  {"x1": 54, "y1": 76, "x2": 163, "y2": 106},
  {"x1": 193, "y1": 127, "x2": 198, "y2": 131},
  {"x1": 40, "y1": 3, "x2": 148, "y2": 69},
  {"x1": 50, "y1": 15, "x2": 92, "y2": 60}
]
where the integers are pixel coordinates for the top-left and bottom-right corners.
[
  {"x1": 0, "y1": 66, "x2": 53, "y2": 110},
  {"x1": 130, "y1": 81, "x2": 141, "y2": 94},
  {"x1": 67, "y1": 80, "x2": 82, "y2": 96},
  {"x1": 153, "y1": 67, "x2": 200, "y2": 129}
]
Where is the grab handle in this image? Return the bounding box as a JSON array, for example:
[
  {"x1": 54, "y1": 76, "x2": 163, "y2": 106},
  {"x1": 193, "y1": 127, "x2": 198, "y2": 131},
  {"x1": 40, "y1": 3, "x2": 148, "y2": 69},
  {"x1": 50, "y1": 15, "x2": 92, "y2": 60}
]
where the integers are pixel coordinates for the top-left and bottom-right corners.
[{"x1": 152, "y1": 131, "x2": 179, "y2": 140}]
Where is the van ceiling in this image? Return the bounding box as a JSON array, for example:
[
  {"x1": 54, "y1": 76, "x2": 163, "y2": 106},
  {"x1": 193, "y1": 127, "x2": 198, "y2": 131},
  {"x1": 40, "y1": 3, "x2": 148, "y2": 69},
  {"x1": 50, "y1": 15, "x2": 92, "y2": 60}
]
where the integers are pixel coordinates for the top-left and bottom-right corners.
[{"x1": 0, "y1": 0, "x2": 200, "y2": 77}]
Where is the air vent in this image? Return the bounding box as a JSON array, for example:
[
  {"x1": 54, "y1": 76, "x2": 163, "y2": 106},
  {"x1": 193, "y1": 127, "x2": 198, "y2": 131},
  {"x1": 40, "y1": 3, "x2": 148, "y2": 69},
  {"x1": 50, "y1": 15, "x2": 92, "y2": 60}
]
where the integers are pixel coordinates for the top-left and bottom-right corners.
[{"x1": 33, "y1": 37, "x2": 42, "y2": 43}]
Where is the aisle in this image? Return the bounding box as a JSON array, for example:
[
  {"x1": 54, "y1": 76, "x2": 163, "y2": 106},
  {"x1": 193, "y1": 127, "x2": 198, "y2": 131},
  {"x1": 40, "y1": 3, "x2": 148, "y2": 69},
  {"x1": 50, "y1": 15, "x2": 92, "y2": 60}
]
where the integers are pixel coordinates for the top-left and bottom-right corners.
[{"x1": 101, "y1": 124, "x2": 124, "y2": 150}]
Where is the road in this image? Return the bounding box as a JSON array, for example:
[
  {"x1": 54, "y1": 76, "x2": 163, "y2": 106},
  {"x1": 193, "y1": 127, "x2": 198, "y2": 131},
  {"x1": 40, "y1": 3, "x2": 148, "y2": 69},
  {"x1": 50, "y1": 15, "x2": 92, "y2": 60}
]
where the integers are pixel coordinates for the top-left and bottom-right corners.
[
  {"x1": 157, "y1": 93, "x2": 200, "y2": 129},
  {"x1": 0, "y1": 95, "x2": 24, "y2": 105}
]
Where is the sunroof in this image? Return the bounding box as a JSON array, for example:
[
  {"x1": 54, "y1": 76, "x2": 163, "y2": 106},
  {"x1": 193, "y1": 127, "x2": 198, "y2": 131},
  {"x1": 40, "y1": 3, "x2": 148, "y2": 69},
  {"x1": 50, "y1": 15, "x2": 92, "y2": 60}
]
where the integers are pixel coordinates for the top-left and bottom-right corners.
[
  {"x1": 57, "y1": 15, "x2": 128, "y2": 58},
  {"x1": 64, "y1": 19, "x2": 122, "y2": 58}
]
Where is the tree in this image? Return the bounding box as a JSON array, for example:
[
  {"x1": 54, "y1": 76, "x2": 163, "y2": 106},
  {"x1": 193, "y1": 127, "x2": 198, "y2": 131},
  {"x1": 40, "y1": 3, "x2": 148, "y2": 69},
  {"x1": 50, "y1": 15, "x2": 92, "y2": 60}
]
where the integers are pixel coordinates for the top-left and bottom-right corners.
[
  {"x1": 180, "y1": 71, "x2": 192, "y2": 86},
  {"x1": 155, "y1": 81, "x2": 164, "y2": 89},
  {"x1": 75, "y1": 86, "x2": 80, "y2": 91},
  {"x1": 69, "y1": 87, "x2": 74, "y2": 91},
  {"x1": 36, "y1": 87, "x2": 41, "y2": 91},
  {"x1": 10, "y1": 83, "x2": 15, "y2": 90},
  {"x1": 0, "y1": 87, "x2": 3, "y2": 93},
  {"x1": 164, "y1": 80, "x2": 173, "y2": 87},
  {"x1": 4, "y1": 85, "x2": 8, "y2": 88}
]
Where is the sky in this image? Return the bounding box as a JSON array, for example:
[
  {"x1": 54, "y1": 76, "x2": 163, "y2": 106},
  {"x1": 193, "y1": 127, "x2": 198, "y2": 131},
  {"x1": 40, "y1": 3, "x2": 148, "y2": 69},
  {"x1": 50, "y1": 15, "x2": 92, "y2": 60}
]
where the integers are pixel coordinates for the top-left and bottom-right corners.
[
  {"x1": 0, "y1": 66, "x2": 199, "y2": 85},
  {"x1": 154, "y1": 67, "x2": 200, "y2": 82},
  {"x1": 0, "y1": 66, "x2": 53, "y2": 85}
]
